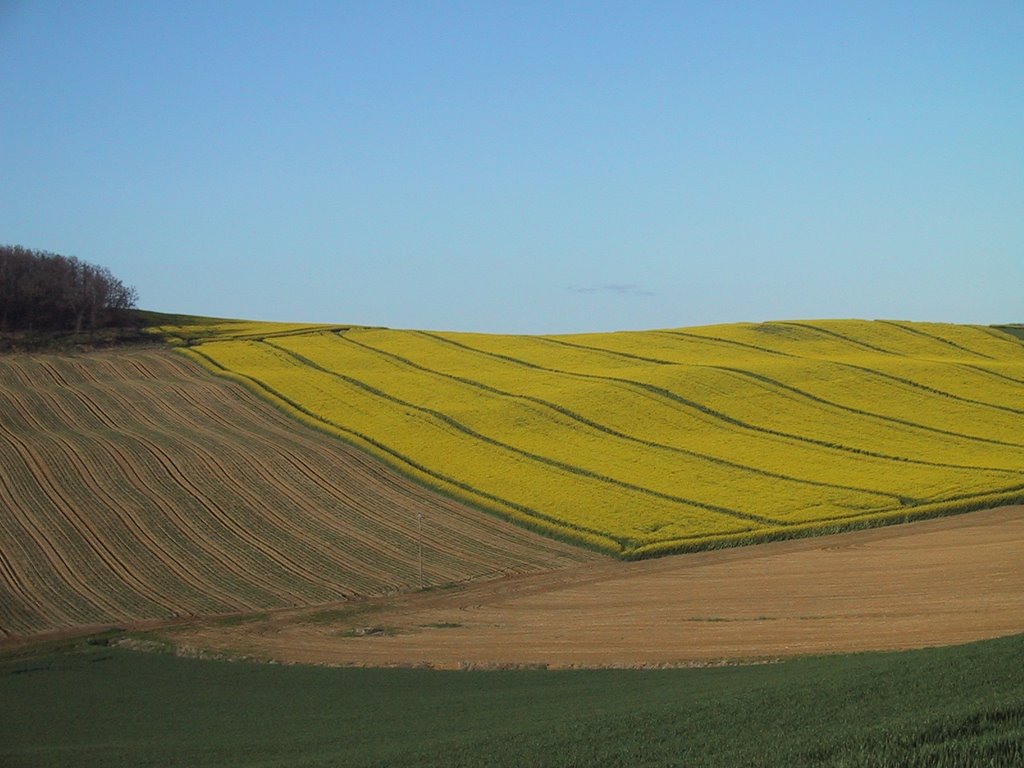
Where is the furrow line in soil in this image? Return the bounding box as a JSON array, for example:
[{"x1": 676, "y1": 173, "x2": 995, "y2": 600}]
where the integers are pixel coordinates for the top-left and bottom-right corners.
[{"x1": 0, "y1": 421, "x2": 138, "y2": 622}]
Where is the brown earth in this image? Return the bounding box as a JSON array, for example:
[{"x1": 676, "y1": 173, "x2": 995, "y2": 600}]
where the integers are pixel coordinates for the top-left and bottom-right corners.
[
  {"x1": 4, "y1": 347, "x2": 1022, "y2": 668},
  {"x1": 164, "y1": 505, "x2": 1024, "y2": 668},
  {"x1": 0, "y1": 349, "x2": 596, "y2": 639}
]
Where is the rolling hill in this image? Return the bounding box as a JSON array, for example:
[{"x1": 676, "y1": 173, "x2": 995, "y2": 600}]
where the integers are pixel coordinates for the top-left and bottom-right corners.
[
  {"x1": 165, "y1": 317, "x2": 1024, "y2": 557},
  {"x1": 2, "y1": 316, "x2": 1022, "y2": 641},
  {"x1": 0, "y1": 347, "x2": 594, "y2": 638}
]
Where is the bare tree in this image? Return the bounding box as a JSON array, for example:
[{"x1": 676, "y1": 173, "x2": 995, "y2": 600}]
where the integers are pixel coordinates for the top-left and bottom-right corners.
[{"x1": 0, "y1": 245, "x2": 138, "y2": 333}]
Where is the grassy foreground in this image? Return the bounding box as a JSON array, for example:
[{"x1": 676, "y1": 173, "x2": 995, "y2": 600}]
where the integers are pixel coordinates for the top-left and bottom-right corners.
[{"x1": 2, "y1": 634, "x2": 1023, "y2": 767}]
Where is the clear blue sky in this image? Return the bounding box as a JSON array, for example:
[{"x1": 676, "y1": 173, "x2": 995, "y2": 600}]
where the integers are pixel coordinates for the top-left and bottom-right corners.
[{"x1": 2, "y1": 2, "x2": 1021, "y2": 333}]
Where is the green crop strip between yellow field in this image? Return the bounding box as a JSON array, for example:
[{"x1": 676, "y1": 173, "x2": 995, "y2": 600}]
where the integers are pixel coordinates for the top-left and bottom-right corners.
[{"x1": 169, "y1": 319, "x2": 1024, "y2": 558}]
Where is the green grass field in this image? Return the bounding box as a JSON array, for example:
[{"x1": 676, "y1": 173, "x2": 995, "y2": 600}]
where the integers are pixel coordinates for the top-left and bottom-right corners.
[{"x1": 2, "y1": 633, "x2": 1022, "y2": 767}]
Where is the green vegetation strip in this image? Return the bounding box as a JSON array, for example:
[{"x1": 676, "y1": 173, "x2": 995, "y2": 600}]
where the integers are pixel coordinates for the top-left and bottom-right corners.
[
  {"x1": 997, "y1": 325, "x2": 1024, "y2": 342},
  {"x1": 2, "y1": 633, "x2": 1023, "y2": 767}
]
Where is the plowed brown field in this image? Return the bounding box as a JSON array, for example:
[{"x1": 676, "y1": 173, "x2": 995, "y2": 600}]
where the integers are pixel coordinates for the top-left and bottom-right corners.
[
  {"x1": 164, "y1": 505, "x2": 1024, "y2": 668},
  {"x1": 0, "y1": 349, "x2": 596, "y2": 639}
]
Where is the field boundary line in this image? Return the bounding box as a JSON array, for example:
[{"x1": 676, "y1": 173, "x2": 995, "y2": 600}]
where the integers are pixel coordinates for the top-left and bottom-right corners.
[{"x1": 181, "y1": 346, "x2": 626, "y2": 555}]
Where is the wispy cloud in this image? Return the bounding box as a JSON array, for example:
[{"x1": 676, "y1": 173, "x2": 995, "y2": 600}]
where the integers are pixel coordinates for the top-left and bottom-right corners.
[{"x1": 571, "y1": 283, "x2": 655, "y2": 297}]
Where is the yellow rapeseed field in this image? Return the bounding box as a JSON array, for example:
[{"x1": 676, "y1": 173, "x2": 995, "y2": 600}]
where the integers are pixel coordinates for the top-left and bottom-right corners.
[{"x1": 172, "y1": 319, "x2": 1024, "y2": 557}]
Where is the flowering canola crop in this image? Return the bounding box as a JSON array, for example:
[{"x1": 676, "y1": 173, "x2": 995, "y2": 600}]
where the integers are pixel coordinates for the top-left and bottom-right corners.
[{"x1": 175, "y1": 319, "x2": 1024, "y2": 557}]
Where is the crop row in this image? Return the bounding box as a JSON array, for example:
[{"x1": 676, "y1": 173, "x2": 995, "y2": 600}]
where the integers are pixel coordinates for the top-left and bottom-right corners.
[{"x1": 0, "y1": 350, "x2": 593, "y2": 636}]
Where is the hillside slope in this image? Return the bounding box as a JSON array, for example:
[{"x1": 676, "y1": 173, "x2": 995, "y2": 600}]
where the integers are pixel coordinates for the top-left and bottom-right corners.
[
  {"x1": 176, "y1": 319, "x2": 1024, "y2": 557},
  {"x1": 0, "y1": 349, "x2": 596, "y2": 638}
]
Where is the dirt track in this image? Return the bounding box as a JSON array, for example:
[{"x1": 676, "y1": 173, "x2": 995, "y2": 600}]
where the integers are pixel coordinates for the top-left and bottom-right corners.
[{"x1": 168, "y1": 505, "x2": 1024, "y2": 668}]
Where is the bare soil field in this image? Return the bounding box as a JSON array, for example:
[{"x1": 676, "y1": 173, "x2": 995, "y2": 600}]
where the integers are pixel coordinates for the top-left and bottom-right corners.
[
  {"x1": 0, "y1": 349, "x2": 595, "y2": 639},
  {"x1": 4, "y1": 345, "x2": 1021, "y2": 670},
  {"x1": 165, "y1": 505, "x2": 1024, "y2": 668}
]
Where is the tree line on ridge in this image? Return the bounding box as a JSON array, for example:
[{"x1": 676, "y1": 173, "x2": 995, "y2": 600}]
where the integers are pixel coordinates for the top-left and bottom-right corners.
[{"x1": 0, "y1": 244, "x2": 138, "y2": 334}]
